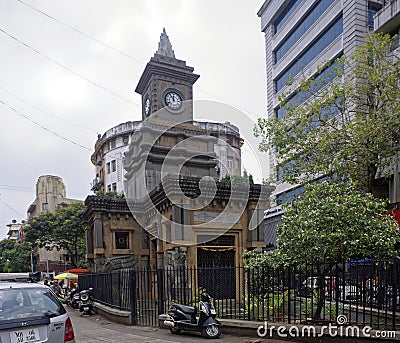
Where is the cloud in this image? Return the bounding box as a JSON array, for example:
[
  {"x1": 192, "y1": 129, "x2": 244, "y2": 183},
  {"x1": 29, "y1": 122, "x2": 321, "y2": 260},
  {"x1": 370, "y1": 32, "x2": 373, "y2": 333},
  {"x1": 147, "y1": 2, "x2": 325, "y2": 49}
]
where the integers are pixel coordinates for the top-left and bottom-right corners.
[{"x1": 0, "y1": 0, "x2": 267, "y2": 228}]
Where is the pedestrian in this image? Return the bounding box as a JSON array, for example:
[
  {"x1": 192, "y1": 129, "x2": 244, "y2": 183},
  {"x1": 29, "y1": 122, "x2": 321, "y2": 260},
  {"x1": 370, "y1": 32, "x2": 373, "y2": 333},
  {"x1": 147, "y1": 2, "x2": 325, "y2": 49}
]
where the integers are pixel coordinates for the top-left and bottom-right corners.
[
  {"x1": 43, "y1": 279, "x2": 49, "y2": 286},
  {"x1": 50, "y1": 279, "x2": 63, "y2": 297}
]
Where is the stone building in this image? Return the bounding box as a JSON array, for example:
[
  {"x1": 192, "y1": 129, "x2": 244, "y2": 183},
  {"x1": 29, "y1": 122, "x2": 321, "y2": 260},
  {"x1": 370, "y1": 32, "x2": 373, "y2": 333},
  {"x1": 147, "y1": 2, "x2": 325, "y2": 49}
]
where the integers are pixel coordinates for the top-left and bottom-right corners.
[
  {"x1": 27, "y1": 175, "x2": 81, "y2": 277},
  {"x1": 90, "y1": 33, "x2": 242, "y2": 195},
  {"x1": 82, "y1": 30, "x2": 274, "y2": 274}
]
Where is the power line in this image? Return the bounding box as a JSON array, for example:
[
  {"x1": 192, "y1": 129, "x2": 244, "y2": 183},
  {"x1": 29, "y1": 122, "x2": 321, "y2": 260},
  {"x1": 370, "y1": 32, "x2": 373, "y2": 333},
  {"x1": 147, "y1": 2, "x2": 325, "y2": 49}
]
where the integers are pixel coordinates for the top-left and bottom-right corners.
[
  {"x1": 0, "y1": 196, "x2": 25, "y2": 218},
  {"x1": 13, "y1": 0, "x2": 260, "y2": 119},
  {"x1": 0, "y1": 185, "x2": 33, "y2": 192},
  {"x1": 17, "y1": 0, "x2": 144, "y2": 64},
  {"x1": 0, "y1": 85, "x2": 97, "y2": 134},
  {"x1": 0, "y1": 98, "x2": 92, "y2": 151},
  {"x1": 0, "y1": 26, "x2": 140, "y2": 108}
]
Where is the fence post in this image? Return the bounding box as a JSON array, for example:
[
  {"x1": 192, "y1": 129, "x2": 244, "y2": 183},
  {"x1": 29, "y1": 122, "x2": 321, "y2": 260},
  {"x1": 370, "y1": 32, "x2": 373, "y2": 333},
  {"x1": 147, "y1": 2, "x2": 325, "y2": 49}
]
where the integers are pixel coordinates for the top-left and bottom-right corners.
[
  {"x1": 392, "y1": 257, "x2": 399, "y2": 331},
  {"x1": 129, "y1": 268, "x2": 137, "y2": 325},
  {"x1": 157, "y1": 268, "x2": 165, "y2": 315},
  {"x1": 246, "y1": 267, "x2": 251, "y2": 321},
  {"x1": 287, "y1": 265, "x2": 291, "y2": 324}
]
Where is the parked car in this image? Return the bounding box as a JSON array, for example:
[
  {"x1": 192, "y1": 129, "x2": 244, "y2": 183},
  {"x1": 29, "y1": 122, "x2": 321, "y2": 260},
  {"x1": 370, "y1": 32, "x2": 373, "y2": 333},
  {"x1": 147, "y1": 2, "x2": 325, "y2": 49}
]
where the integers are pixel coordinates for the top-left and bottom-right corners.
[
  {"x1": 298, "y1": 276, "x2": 361, "y2": 301},
  {"x1": 0, "y1": 280, "x2": 75, "y2": 343}
]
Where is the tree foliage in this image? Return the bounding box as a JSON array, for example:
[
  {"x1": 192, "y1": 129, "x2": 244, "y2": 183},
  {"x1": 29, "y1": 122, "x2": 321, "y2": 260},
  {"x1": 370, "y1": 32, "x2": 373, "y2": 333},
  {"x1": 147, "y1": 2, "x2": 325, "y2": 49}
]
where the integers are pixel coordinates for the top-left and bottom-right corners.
[
  {"x1": 245, "y1": 181, "x2": 400, "y2": 319},
  {"x1": 245, "y1": 181, "x2": 400, "y2": 268},
  {"x1": 25, "y1": 202, "x2": 86, "y2": 267},
  {"x1": 255, "y1": 33, "x2": 400, "y2": 194},
  {"x1": 0, "y1": 240, "x2": 31, "y2": 272}
]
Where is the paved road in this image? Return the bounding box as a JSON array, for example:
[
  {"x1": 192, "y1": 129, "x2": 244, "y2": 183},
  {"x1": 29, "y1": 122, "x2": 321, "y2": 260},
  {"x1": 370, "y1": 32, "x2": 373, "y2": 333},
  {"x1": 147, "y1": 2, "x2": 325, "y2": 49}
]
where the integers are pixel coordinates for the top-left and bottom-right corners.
[{"x1": 68, "y1": 307, "x2": 291, "y2": 343}]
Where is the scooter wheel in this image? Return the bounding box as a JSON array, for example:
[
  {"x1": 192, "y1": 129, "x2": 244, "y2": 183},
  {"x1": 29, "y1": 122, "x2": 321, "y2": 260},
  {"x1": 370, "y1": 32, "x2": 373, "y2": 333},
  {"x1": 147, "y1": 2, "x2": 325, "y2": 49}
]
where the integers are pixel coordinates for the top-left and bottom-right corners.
[
  {"x1": 169, "y1": 327, "x2": 182, "y2": 334},
  {"x1": 202, "y1": 324, "x2": 221, "y2": 339}
]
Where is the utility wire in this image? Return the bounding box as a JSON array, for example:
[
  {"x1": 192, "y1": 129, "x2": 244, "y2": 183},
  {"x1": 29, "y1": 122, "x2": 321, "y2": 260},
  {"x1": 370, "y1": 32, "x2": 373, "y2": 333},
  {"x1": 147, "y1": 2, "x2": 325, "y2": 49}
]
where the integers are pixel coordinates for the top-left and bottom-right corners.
[
  {"x1": 0, "y1": 27, "x2": 139, "y2": 108},
  {"x1": 0, "y1": 196, "x2": 25, "y2": 217},
  {"x1": 0, "y1": 185, "x2": 32, "y2": 192},
  {"x1": 0, "y1": 98, "x2": 92, "y2": 151},
  {"x1": 17, "y1": 0, "x2": 144, "y2": 64},
  {"x1": 14, "y1": 0, "x2": 259, "y2": 119},
  {"x1": 0, "y1": 85, "x2": 97, "y2": 134}
]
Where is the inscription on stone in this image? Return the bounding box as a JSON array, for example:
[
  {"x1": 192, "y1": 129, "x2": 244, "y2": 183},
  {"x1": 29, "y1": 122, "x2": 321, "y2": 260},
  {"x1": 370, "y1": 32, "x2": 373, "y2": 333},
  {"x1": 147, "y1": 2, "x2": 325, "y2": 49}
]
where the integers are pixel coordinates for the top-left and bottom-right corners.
[{"x1": 193, "y1": 211, "x2": 240, "y2": 224}]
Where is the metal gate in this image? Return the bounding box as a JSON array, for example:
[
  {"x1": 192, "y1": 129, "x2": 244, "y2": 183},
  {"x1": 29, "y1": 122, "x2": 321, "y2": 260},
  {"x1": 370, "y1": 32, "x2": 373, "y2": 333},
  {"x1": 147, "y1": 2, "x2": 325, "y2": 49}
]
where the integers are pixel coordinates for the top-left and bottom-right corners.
[{"x1": 197, "y1": 248, "x2": 236, "y2": 299}]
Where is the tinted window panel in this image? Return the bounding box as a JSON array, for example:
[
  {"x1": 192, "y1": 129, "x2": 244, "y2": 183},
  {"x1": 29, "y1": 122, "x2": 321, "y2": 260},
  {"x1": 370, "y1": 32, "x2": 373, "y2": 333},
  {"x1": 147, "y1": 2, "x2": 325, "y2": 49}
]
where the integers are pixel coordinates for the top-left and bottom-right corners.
[
  {"x1": 275, "y1": 0, "x2": 335, "y2": 63},
  {"x1": 276, "y1": 16, "x2": 343, "y2": 92}
]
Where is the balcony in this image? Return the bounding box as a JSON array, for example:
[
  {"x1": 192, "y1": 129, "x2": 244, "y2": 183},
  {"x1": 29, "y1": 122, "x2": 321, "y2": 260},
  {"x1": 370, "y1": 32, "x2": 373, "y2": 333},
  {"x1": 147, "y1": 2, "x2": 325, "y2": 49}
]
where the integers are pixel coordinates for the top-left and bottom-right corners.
[
  {"x1": 374, "y1": 0, "x2": 400, "y2": 33},
  {"x1": 96, "y1": 157, "x2": 103, "y2": 166},
  {"x1": 91, "y1": 177, "x2": 104, "y2": 191}
]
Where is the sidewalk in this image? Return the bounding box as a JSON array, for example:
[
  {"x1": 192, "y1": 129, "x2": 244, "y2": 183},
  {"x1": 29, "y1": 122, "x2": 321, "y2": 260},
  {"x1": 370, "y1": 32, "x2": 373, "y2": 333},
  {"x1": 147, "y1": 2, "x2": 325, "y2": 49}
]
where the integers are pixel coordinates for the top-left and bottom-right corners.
[
  {"x1": 67, "y1": 307, "x2": 293, "y2": 343},
  {"x1": 69, "y1": 305, "x2": 400, "y2": 343}
]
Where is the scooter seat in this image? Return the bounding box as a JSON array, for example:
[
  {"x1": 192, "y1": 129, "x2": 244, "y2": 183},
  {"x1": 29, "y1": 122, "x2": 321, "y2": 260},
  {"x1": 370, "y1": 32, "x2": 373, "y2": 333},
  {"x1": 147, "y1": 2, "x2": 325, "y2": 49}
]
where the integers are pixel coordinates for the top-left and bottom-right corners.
[{"x1": 173, "y1": 304, "x2": 197, "y2": 315}]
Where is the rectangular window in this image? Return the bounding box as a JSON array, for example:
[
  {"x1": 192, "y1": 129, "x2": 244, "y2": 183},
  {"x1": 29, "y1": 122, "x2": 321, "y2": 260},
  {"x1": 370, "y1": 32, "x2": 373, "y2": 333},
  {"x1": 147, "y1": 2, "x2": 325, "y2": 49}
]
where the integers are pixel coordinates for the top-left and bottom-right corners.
[
  {"x1": 123, "y1": 135, "x2": 129, "y2": 145},
  {"x1": 111, "y1": 160, "x2": 116, "y2": 173},
  {"x1": 166, "y1": 223, "x2": 171, "y2": 243},
  {"x1": 276, "y1": 57, "x2": 342, "y2": 119},
  {"x1": 275, "y1": 16, "x2": 343, "y2": 92},
  {"x1": 42, "y1": 203, "x2": 48, "y2": 211},
  {"x1": 274, "y1": 0, "x2": 303, "y2": 33},
  {"x1": 112, "y1": 183, "x2": 117, "y2": 192},
  {"x1": 142, "y1": 229, "x2": 149, "y2": 249},
  {"x1": 107, "y1": 184, "x2": 112, "y2": 192},
  {"x1": 115, "y1": 232, "x2": 129, "y2": 249},
  {"x1": 227, "y1": 158, "x2": 233, "y2": 169},
  {"x1": 106, "y1": 162, "x2": 111, "y2": 174},
  {"x1": 274, "y1": 0, "x2": 335, "y2": 63}
]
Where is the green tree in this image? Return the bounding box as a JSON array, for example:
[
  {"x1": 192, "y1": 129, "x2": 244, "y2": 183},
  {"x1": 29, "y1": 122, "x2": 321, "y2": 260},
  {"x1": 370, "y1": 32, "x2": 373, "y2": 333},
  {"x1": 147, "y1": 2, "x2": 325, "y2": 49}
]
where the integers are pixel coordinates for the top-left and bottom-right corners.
[
  {"x1": 0, "y1": 240, "x2": 31, "y2": 272},
  {"x1": 245, "y1": 181, "x2": 400, "y2": 318},
  {"x1": 25, "y1": 202, "x2": 86, "y2": 267},
  {"x1": 220, "y1": 170, "x2": 255, "y2": 184},
  {"x1": 255, "y1": 33, "x2": 400, "y2": 194}
]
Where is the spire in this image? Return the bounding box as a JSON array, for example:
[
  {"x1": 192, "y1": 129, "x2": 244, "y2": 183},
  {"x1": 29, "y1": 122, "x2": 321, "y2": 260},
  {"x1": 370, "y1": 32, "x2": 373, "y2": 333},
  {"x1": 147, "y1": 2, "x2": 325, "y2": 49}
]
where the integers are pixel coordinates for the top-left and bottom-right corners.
[{"x1": 156, "y1": 28, "x2": 175, "y2": 58}]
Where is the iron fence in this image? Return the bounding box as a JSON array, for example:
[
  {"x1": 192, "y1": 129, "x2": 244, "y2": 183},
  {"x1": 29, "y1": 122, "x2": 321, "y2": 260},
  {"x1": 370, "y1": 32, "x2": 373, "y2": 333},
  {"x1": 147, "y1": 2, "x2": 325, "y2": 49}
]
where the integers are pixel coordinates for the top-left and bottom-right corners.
[{"x1": 79, "y1": 258, "x2": 400, "y2": 330}]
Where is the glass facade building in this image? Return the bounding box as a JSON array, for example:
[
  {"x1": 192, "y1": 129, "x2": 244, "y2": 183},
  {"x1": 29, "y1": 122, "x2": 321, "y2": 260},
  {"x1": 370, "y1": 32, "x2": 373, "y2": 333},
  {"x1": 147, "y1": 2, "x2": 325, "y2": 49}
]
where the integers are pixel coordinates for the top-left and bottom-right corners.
[{"x1": 258, "y1": 0, "x2": 380, "y2": 207}]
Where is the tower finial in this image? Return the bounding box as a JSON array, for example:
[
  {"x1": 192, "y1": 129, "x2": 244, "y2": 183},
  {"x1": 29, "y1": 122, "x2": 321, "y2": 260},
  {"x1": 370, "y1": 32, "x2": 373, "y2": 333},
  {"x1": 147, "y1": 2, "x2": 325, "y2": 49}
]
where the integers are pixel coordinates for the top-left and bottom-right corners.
[{"x1": 156, "y1": 28, "x2": 175, "y2": 58}]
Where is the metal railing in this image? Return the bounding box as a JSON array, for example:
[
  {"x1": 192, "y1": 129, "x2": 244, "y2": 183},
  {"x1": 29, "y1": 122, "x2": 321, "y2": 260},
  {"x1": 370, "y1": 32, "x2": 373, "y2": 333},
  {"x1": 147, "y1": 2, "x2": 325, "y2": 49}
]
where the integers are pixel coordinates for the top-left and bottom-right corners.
[{"x1": 79, "y1": 259, "x2": 400, "y2": 330}]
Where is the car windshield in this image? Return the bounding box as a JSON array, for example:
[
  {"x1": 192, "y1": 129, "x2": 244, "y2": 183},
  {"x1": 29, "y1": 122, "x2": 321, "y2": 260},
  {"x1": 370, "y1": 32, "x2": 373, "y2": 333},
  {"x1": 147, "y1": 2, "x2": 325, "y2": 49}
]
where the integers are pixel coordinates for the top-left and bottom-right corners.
[{"x1": 0, "y1": 287, "x2": 66, "y2": 322}]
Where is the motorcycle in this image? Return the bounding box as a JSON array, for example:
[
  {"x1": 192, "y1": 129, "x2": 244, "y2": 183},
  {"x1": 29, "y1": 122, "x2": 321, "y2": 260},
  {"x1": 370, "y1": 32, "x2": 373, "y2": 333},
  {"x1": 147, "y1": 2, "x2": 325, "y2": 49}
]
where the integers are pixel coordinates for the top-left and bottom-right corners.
[
  {"x1": 78, "y1": 287, "x2": 94, "y2": 315},
  {"x1": 66, "y1": 287, "x2": 80, "y2": 309},
  {"x1": 162, "y1": 293, "x2": 221, "y2": 339}
]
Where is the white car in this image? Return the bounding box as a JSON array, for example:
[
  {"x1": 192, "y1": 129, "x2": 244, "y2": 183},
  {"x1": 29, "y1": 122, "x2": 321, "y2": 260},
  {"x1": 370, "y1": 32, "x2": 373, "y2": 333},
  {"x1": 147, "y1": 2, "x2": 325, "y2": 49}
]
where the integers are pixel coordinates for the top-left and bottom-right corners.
[
  {"x1": 300, "y1": 276, "x2": 361, "y2": 301},
  {"x1": 0, "y1": 281, "x2": 75, "y2": 343}
]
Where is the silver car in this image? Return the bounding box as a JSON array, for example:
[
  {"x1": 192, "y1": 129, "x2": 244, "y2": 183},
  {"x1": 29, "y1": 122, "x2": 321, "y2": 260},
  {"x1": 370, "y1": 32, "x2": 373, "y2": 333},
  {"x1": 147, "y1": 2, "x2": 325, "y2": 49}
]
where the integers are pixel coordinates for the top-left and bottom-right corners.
[{"x1": 0, "y1": 281, "x2": 75, "y2": 343}]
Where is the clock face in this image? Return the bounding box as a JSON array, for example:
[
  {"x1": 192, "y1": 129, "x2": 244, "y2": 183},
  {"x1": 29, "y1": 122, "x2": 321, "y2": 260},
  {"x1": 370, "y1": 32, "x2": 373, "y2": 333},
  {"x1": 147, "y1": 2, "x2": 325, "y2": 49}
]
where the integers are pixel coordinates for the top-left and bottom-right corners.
[
  {"x1": 144, "y1": 98, "x2": 150, "y2": 115},
  {"x1": 164, "y1": 91, "x2": 182, "y2": 110}
]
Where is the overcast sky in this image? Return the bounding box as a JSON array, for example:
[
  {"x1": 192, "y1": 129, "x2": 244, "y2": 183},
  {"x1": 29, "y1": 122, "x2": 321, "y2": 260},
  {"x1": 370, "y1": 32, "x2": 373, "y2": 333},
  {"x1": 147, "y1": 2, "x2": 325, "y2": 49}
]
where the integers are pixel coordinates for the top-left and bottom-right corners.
[{"x1": 0, "y1": 0, "x2": 268, "y2": 238}]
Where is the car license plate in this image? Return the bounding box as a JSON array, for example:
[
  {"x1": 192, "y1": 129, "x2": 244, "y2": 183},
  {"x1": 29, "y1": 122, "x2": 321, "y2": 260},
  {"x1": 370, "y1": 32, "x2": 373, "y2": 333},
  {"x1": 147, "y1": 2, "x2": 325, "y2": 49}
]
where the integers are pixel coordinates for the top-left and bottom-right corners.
[
  {"x1": 84, "y1": 307, "x2": 89, "y2": 311},
  {"x1": 210, "y1": 309, "x2": 216, "y2": 315},
  {"x1": 10, "y1": 328, "x2": 40, "y2": 343}
]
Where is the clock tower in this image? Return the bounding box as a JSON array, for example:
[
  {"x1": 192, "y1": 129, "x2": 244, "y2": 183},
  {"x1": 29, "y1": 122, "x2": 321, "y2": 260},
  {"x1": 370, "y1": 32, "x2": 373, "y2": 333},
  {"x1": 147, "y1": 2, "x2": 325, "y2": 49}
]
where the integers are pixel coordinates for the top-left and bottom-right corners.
[{"x1": 135, "y1": 29, "x2": 199, "y2": 122}]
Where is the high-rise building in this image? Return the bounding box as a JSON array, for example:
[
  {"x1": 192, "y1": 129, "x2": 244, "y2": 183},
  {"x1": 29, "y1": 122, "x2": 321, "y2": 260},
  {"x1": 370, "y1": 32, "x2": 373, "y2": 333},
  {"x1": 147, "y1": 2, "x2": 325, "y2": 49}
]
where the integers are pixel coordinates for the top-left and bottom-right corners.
[
  {"x1": 374, "y1": 0, "x2": 400, "y2": 211},
  {"x1": 257, "y1": 0, "x2": 400, "y2": 245},
  {"x1": 258, "y1": 0, "x2": 385, "y2": 203}
]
